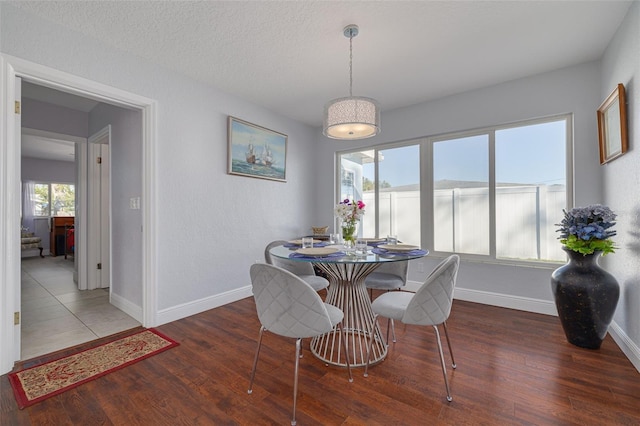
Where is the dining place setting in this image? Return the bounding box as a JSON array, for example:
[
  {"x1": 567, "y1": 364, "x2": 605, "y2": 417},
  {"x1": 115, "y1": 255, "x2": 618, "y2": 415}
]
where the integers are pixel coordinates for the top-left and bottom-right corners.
[
  {"x1": 372, "y1": 242, "x2": 428, "y2": 257},
  {"x1": 283, "y1": 236, "x2": 344, "y2": 259},
  {"x1": 284, "y1": 232, "x2": 428, "y2": 261}
]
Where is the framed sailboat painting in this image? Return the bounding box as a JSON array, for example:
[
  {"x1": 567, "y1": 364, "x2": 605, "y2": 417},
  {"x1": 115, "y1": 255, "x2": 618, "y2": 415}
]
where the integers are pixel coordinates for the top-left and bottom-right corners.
[{"x1": 227, "y1": 116, "x2": 287, "y2": 182}]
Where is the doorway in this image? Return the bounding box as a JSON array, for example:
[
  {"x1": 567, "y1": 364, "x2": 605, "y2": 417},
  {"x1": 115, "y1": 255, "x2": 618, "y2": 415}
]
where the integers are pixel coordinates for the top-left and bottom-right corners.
[
  {"x1": 0, "y1": 56, "x2": 157, "y2": 374},
  {"x1": 19, "y1": 85, "x2": 136, "y2": 359}
]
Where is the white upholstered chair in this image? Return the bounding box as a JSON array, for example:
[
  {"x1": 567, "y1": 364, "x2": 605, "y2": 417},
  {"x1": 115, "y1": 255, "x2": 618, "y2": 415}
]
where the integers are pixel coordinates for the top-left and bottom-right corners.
[
  {"x1": 264, "y1": 240, "x2": 329, "y2": 292},
  {"x1": 364, "y1": 255, "x2": 460, "y2": 402},
  {"x1": 364, "y1": 260, "x2": 409, "y2": 343},
  {"x1": 248, "y1": 263, "x2": 353, "y2": 426}
]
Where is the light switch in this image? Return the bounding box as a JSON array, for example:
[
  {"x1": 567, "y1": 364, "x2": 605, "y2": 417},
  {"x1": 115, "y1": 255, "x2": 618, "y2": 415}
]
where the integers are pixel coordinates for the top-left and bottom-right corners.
[{"x1": 129, "y1": 197, "x2": 141, "y2": 210}]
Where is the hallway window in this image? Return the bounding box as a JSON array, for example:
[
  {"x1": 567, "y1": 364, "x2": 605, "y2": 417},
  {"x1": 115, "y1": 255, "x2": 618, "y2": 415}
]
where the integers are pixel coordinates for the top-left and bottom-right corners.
[{"x1": 32, "y1": 182, "x2": 75, "y2": 217}]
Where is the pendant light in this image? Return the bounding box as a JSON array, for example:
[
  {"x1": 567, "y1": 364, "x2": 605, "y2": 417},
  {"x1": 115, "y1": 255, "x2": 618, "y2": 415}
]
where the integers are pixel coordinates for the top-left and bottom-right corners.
[{"x1": 323, "y1": 24, "x2": 380, "y2": 140}]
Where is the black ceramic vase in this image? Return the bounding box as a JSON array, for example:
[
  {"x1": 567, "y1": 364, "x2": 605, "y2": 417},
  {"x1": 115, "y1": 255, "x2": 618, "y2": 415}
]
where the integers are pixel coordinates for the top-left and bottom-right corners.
[{"x1": 550, "y1": 247, "x2": 619, "y2": 349}]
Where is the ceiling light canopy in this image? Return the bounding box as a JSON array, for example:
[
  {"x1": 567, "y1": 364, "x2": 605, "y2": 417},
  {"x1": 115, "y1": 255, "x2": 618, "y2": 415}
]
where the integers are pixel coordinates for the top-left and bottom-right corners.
[{"x1": 323, "y1": 25, "x2": 380, "y2": 140}]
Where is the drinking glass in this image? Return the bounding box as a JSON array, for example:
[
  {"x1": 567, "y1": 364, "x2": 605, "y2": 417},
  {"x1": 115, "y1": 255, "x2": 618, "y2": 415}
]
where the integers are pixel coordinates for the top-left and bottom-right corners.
[
  {"x1": 356, "y1": 239, "x2": 368, "y2": 256},
  {"x1": 301, "y1": 237, "x2": 314, "y2": 249},
  {"x1": 329, "y1": 233, "x2": 341, "y2": 245},
  {"x1": 387, "y1": 235, "x2": 398, "y2": 245}
]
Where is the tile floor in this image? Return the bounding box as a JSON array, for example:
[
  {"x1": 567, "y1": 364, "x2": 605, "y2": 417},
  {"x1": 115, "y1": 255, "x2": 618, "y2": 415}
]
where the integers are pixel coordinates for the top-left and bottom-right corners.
[{"x1": 20, "y1": 255, "x2": 140, "y2": 360}]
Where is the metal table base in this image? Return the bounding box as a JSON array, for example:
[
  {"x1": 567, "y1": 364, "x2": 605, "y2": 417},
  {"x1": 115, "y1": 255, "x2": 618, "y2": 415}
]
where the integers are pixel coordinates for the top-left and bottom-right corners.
[{"x1": 311, "y1": 262, "x2": 387, "y2": 368}]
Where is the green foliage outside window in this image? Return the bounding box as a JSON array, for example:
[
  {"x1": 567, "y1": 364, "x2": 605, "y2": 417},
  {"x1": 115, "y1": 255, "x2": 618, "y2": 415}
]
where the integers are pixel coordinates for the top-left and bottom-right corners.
[
  {"x1": 32, "y1": 183, "x2": 75, "y2": 217},
  {"x1": 363, "y1": 177, "x2": 391, "y2": 191}
]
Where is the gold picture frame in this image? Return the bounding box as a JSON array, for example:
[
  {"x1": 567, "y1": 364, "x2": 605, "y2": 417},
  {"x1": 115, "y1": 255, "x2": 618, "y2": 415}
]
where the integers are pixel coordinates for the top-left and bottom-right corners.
[
  {"x1": 227, "y1": 116, "x2": 287, "y2": 182},
  {"x1": 597, "y1": 83, "x2": 628, "y2": 165}
]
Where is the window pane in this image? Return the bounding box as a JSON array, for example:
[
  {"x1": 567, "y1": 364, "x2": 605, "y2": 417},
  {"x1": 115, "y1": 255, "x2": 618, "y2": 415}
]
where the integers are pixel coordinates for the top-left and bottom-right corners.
[
  {"x1": 495, "y1": 120, "x2": 566, "y2": 262},
  {"x1": 340, "y1": 151, "x2": 375, "y2": 237},
  {"x1": 433, "y1": 135, "x2": 489, "y2": 255},
  {"x1": 33, "y1": 183, "x2": 50, "y2": 217},
  {"x1": 51, "y1": 184, "x2": 75, "y2": 216},
  {"x1": 378, "y1": 145, "x2": 420, "y2": 246}
]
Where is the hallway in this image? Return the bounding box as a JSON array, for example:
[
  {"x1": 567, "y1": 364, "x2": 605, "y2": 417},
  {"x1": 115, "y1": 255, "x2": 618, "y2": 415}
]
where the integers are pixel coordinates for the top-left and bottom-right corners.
[{"x1": 20, "y1": 255, "x2": 140, "y2": 360}]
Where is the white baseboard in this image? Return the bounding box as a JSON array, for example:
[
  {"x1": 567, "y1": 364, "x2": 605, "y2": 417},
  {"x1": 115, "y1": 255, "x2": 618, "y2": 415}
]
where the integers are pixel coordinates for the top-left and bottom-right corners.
[
  {"x1": 453, "y1": 287, "x2": 558, "y2": 316},
  {"x1": 110, "y1": 292, "x2": 143, "y2": 323},
  {"x1": 608, "y1": 321, "x2": 640, "y2": 373},
  {"x1": 407, "y1": 280, "x2": 558, "y2": 316},
  {"x1": 156, "y1": 285, "x2": 253, "y2": 326}
]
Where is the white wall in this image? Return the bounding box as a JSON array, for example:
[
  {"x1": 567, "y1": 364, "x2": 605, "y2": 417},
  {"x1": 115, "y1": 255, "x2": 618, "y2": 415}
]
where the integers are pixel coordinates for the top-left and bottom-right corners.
[
  {"x1": 600, "y1": 1, "x2": 640, "y2": 371},
  {"x1": 21, "y1": 98, "x2": 88, "y2": 138},
  {"x1": 21, "y1": 157, "x2": 75, "y2": 183},
  {"x1": 88, "y1": 104, "x2": 143, "y2": 307},
  {"x1": 0, "y1": 4, "x2": 318, "y2": 322}
]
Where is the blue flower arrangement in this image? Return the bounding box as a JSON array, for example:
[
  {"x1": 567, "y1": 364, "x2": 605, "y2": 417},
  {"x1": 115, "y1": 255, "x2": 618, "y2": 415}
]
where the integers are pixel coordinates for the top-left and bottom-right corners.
[{"x1": 556, "y1": 204, "x2": 617, "y2": 255}]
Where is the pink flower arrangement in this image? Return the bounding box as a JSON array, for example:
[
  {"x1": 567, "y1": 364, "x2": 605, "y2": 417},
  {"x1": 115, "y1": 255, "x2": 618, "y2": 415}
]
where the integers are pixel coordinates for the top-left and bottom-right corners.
[{"x1": 334, "y1": 199, "x2": 366, "y2": 226}]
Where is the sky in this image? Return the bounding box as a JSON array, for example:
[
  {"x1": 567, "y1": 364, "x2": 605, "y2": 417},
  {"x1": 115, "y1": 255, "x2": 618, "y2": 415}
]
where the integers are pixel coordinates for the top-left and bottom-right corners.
[{"x1": 361, "y1": 119, "x2": 567, "y2": 187}]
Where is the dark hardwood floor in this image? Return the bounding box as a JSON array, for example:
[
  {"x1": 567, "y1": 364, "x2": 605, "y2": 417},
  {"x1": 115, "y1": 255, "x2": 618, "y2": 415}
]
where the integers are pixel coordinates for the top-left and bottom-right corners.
[{"x1": 2, "y1": 296, "x2": 639, "y2": 425}]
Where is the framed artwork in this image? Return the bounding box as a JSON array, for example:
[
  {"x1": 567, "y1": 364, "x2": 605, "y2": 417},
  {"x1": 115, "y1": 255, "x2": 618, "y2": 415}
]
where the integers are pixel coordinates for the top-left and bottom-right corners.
[
  {"x1": 227, "y1": 116, "x2": 287, "y2": 182},
  {"x1": 597, "y1": 83, "x2": 628, "y2": 165}
]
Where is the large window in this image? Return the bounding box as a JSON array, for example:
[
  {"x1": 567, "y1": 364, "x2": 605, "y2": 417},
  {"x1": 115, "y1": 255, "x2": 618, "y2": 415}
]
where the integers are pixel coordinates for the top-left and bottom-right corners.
[{"x1": 338, "y1": 115, "x2": 569, "y2": 264}]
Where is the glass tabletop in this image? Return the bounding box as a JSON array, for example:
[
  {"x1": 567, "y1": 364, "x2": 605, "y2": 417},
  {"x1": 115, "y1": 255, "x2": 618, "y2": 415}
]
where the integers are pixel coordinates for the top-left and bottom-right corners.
[{"x1": 269, "y1": 244, "x2": 429, "y2": 264}]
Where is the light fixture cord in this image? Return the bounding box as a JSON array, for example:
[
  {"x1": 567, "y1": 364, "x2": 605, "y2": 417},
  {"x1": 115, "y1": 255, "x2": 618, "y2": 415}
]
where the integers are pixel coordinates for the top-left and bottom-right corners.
[{"x1": 349, "y1": 30, "x2": 353, "y2": 97}]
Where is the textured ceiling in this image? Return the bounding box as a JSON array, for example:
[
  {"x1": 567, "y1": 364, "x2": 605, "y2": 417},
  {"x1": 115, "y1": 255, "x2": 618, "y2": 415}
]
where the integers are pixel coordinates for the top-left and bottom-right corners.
[{"x1": 10, "y1": 1, "x2": 633, "y2": 127}]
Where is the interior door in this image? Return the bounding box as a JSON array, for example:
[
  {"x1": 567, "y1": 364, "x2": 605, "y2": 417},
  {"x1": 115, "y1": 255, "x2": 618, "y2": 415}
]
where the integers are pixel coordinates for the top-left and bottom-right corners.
[{"x1": 87, "y1": 126, "x2": 111, "y2": 289}]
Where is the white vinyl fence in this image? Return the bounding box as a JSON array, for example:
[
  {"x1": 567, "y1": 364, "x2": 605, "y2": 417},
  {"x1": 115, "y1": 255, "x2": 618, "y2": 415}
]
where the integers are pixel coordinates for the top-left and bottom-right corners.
[{"x1": 363, "y1": 184, "x2": 565, "y2": 262}]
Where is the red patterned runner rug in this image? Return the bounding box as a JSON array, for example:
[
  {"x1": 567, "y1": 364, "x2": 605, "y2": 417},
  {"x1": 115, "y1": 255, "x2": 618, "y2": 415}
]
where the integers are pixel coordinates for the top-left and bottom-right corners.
[{"x1": 9, "y1": 328, "x2": 179, "y2": 409}]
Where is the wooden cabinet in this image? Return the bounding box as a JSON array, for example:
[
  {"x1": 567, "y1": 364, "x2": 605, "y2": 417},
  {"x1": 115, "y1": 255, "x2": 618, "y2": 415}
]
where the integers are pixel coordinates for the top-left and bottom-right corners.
[{"x1": 50, "y1": 217, "x2": 74, "y2": 257}]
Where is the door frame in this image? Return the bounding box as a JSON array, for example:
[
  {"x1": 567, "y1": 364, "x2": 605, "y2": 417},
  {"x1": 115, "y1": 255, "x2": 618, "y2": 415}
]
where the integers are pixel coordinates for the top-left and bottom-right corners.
[
  {"x1": 87, "y1": 125, "x2": 112, "y2": 291},
  {"x1": 0, "y1": 54, "x2": 158, "y2": 375}
]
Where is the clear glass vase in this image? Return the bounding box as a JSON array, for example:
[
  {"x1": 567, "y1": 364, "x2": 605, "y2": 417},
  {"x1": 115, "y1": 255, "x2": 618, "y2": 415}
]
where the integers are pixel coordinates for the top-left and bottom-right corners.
[{"x1": 342, "y1": 223, "x2": 356, "y2": 247}]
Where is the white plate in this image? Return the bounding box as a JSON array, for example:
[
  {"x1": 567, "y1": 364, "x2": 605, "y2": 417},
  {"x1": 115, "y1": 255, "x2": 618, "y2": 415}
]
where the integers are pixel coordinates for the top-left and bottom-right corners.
[
  {"x1": 378, "y1": 244, "x2": 420, "y2": 252},
  {"x1": 295, "y1": 247, "x2": 339, "y2": 257},
  {"x1": 289, "y1": 239, "x2": 323, "y2": 245}
]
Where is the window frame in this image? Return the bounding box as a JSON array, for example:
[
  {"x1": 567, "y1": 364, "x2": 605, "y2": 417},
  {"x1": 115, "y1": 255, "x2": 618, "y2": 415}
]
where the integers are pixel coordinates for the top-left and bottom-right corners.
[
  {"x1": 29, "y1": 180, "x2": 76, "y2": 218},
  {"x1": 336, "y1": 113, "x2": 573, "y2": 267}
]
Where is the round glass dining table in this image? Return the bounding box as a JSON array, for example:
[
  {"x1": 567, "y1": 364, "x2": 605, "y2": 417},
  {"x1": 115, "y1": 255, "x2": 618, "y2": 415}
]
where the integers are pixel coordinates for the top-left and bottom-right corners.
[{"x1": 269, "y1": 244, "x2": 428, "y2": 368}]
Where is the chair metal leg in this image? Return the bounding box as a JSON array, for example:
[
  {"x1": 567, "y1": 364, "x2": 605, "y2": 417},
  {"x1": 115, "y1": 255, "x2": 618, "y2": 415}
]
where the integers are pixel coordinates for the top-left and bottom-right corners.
[
  {"x1": 433, "y1": 325, "x2": 453, "y2": 402},
  {"x1": 442, "y1": 321, "x2": 456, "y2": 368},
  {"x1": 364, "y1": 314, "x2": 379, "y2": 377},
  {"x1": 384, "y1": 318, "x2": 397, "y2": 344},
  {"x1": 337, "y1": 323, "x2": 354, "y2": 383},
  {"x1": 291, "y1": 338, "x2": 302, "y2": 426},
  {"x1": 247, "y1": 326, "x2": 266, "y2": 394}
]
